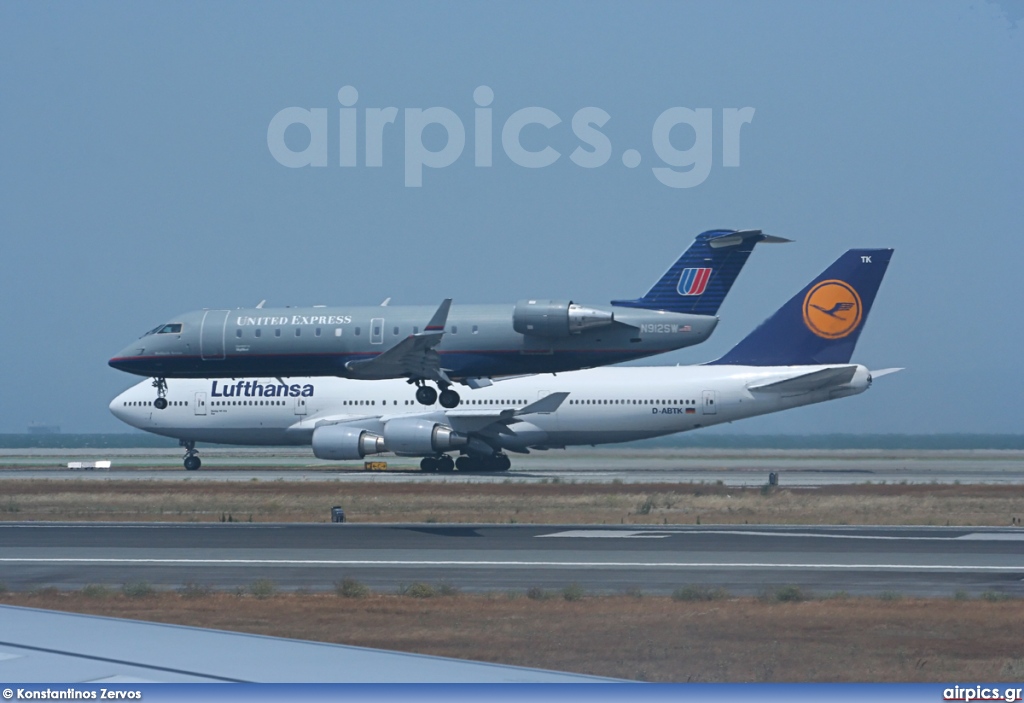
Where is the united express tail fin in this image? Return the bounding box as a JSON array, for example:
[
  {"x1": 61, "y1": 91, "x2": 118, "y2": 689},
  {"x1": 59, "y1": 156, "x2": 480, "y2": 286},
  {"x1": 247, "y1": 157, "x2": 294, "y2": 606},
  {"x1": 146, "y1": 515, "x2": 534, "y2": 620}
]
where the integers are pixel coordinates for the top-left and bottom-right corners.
[
  {"x1": 611, "y1": 229, "x2": 790, "y2": 315},
  {"x1": 708, "y1": 248, "x2": 893, "y2": 366}
]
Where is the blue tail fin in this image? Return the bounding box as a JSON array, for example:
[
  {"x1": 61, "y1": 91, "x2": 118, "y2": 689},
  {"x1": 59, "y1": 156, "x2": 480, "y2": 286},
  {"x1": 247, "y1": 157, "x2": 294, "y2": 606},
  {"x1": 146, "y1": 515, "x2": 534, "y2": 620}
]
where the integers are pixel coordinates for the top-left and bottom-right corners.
[
  {"x1": 708, "y1": 248, "x2": 893, "y2": 366},
  {"x1": 611, "y1": 229, "x2": 790, "y2": 315}
]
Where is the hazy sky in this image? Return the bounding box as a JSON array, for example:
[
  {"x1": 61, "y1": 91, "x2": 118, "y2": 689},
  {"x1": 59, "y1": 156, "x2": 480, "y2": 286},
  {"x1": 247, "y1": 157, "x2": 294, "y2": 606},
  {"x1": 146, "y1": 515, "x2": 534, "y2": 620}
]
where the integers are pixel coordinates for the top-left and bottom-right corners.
[{"x1": 2, "y1": 1, "x2": 1021, "y2": 434}]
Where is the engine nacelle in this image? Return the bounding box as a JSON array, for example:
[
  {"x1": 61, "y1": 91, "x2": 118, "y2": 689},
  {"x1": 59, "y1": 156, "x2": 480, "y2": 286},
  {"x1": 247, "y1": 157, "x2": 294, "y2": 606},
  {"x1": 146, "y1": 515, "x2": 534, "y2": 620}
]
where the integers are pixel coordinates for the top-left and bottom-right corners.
[
  {"x1": 513, "y1": 299, "x2": 614, "y2": 337},
  {"x1": 382, "y1": 418, "x2": 468, "y2": 456},
  {"x1": 311, "y1": 424, "x2": 385, "y2": 460}
]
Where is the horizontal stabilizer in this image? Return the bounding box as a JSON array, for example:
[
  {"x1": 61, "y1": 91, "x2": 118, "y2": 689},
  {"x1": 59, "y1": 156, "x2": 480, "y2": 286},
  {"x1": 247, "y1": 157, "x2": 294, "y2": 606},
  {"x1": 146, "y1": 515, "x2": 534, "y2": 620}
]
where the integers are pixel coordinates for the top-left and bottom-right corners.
[
  {"x1": 748, "y1": 366, "x2": 858, "y2": 393},
  {"x1": 611, "y1": 228, "x2": 787, "y2": 315}
]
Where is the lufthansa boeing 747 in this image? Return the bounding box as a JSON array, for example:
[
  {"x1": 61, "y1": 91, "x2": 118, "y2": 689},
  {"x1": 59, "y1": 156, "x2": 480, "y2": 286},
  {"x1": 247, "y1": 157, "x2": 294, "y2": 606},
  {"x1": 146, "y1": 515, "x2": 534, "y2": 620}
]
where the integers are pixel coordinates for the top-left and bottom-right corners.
[{"x1": 111, "y1": 248, "x2": 896, "y2": 471}]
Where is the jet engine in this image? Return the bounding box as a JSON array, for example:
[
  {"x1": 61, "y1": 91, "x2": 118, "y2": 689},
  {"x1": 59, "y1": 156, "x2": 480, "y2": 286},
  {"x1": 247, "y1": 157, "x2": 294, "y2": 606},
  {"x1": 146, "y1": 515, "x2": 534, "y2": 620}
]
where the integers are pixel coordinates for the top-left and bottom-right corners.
[
  {"x1": 312, "y1": 424, "x2": 385, "y2": 460},
  {"x1": 512, "y1": 300, "x2": 614, "y2": 337},
  {"x1": 382, "y1": 418, "x2": 468, "y2": 456}
]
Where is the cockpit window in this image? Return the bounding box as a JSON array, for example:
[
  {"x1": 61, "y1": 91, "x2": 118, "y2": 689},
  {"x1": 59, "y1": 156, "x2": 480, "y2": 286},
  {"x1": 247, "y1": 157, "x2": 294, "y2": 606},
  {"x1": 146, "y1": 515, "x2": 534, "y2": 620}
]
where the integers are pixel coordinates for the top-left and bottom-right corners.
[{"x1": 158, "y1": 323, "x2": 182, "y2": 334}]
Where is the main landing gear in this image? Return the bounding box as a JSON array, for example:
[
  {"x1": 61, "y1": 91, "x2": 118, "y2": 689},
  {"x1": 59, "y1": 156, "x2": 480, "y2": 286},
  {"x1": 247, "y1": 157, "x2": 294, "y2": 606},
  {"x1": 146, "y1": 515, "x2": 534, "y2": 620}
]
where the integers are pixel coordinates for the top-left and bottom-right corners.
[
  {"x1": 413, "y1": 381, "x2": 461, "y2": 408},
  {"x1": 181, "y1": 440, "x2": 201, "y2": 471},
  {"x1": 419, "y1": 453, "x2": 511, "y2": 473},
  {"x1": 420, "y1": 455, "x2": 455, "y2": 472},
  {"x1": 153, "y1": 377, "x2": 169, "y2": 410}
]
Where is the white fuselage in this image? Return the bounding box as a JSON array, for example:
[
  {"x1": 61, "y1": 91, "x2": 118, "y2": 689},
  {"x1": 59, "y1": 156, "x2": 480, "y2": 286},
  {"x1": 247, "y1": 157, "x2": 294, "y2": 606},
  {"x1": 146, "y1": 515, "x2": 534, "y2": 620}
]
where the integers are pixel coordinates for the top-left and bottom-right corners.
[{"x1": 109, "y1": 364, "x2": 872, "y2": 454}]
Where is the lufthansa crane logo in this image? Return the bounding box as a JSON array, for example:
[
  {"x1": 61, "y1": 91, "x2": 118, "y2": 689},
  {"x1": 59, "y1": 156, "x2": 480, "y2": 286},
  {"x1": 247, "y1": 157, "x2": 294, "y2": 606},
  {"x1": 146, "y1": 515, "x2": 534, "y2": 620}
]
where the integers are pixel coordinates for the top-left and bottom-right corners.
[{"x1": 802, "y1": 279, "x2": 863, "y2": 339}]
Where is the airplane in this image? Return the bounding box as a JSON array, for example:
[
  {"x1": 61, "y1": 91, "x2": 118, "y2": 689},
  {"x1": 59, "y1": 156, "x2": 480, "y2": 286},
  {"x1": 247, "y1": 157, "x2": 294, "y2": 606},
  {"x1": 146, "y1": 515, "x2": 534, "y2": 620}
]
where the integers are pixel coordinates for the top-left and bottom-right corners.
[
  {"x1": 108, "y1": 229, "x2": 787, "y2": 409},
  {"x1": 110, "y1": 248, "x2": 896, "y2": 471}
]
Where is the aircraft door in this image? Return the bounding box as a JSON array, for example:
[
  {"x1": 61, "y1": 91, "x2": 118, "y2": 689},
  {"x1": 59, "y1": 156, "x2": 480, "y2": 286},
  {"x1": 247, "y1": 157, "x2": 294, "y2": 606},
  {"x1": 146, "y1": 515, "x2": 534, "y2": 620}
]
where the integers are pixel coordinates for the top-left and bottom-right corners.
[
  {"x1": 294, "y1": 397, "x2": 308, "y2": 416},
  {"x1": 200, "y1": 310, "x2": 230, "y2": 360},
  {"x1": 702, "y1": 390, "x2": 717, "y2": 415},
  {"x1": 194, "y1": 392, "x2": 207, "y2": 416},
  {"x1": 370, "y1": 317, "x2": 384, "y2": 345}
]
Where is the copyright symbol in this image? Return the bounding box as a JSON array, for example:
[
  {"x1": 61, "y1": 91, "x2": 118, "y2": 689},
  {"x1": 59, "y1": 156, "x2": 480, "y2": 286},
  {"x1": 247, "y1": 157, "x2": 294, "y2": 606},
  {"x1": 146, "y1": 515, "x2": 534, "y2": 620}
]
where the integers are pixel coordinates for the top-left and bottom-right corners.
[{"x1": 3, "y1": 688, "x2": 13, "y2": 699}]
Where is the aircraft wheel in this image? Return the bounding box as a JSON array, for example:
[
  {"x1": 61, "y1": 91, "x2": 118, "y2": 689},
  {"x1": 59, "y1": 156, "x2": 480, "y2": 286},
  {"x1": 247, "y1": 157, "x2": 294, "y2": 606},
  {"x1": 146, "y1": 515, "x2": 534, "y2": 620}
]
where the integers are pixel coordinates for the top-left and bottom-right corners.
[
  {"x1": 184, "y1": 456, "x2": 201, "y2": 471},
  {"x1": 438, "y1": 389, "x2": 460, "y2": 408},
  {"x1": 497, "y1": 454, "x2": 511, "y2": 471},
  {"x1": 415, "y1": 386, "x2": 437, "y2": 405},
  {"x1": 420, "y1": 457, "x2": 438, "y2": 472},
  {"x1": 437, "y1": 455, "x2": 455, "y2": 472},
  {"x1": 154, "y1": 398, "x2": 168, "y2": 410},
  {"x1": 455, "y1": 456, "x2": 475, "y2": 471}
]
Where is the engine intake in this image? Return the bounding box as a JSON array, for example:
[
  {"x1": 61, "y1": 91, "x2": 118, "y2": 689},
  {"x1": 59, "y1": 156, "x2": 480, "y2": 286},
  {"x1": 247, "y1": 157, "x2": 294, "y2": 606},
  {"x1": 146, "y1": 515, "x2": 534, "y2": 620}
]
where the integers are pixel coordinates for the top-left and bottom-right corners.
[
  {"x1": 312, "y1": 425, "x2": 385, "y2": 460},
  {"x1": 383, "y1": 418, "x2": 468, "y2": 456},
  {"x1": 513, "y1": 299, "x2": 614, "y2": 337}
]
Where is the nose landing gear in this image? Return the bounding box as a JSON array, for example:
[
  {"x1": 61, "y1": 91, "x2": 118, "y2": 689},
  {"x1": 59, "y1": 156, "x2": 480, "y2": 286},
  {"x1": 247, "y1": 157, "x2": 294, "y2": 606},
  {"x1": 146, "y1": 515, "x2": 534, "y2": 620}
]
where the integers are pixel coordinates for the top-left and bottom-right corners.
[
  {"x1": 181, "y1": 440, "x2": 201, "y2": 471},
  {"x1": 153, "y1": 377, "x2": 169, "y2": 410}
]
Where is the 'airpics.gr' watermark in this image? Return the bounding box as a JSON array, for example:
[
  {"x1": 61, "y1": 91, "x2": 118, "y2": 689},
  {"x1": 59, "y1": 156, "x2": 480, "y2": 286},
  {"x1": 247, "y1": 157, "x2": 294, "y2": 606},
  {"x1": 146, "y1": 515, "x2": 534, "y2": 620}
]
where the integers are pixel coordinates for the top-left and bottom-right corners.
[{"x1": 267, "y1": 86, "x2": 754, "y2": 188}]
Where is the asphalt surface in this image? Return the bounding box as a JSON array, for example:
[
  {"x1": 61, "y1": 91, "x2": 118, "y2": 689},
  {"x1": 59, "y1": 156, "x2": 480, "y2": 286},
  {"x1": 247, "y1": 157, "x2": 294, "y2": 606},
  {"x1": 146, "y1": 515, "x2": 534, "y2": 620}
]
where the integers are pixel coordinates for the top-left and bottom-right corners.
[
  {"x1": 3, "y1": 448, "x2": 1024, "y2": 485},
  {"x1": 2, "y1": 523, "x2": 1022, "y2": 597}
]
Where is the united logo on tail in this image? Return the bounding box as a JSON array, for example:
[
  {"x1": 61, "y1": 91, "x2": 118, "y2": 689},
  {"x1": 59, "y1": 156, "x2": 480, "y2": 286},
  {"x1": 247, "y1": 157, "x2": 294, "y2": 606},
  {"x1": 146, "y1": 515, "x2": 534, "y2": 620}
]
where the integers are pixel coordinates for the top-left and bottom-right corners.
[
  {"x1": 677, "y1": 268, "x2": 712, "y2": 296},
  {"x1": 802, "y1": 280, "x2": 862, "y2": 339}
]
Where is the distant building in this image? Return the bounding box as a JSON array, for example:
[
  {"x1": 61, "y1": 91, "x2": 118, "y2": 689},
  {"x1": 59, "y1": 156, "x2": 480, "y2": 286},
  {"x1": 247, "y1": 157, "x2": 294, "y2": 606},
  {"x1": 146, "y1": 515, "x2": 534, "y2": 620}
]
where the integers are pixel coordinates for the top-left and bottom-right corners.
[{"x1": 27, "y1": 424, "x2": 61, "y2": 434}]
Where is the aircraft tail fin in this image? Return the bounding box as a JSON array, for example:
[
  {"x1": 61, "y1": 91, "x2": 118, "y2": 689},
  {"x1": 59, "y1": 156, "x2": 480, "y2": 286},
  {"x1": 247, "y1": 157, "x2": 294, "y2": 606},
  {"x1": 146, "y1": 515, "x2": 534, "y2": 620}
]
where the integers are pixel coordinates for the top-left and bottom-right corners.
[
  {"x1": 708, "y1": 248, "x2": 893, "y2": 366},
  {"x1": 611, "y1": 229, "x2": 790, "y2": 315}
]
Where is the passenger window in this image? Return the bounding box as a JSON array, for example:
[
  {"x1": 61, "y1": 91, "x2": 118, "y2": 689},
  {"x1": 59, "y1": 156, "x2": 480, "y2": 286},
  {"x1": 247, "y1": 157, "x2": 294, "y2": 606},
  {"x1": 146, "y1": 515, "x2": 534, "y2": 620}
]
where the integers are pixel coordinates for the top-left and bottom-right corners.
[
  {"x1": 393, "y1": 326, "x2": 399, "y2": 335},
  {"x1": 355, "y1": 327, "x2": 361, "y2": 335},
  {"x1": 413, "y1": 326, "x2": 419, "y2": 334},
  {"x1": 275, "y1": 329, "x2": 281, "y2": 337},
  {"x1": 315, "y1": 328, "x2": 322, "y2": 337},
  {"x1": 255, "y1": 329, "x2": 262, "y2": 338},
  {"x1": 235, "y1": 329, "x2": 242, "y2": 338},
  {"x1": 472, "y1": 325, "x2": 479, "y2": 334},
  {"x1": 295, "y1": 328, "x2": 301, "y2": 337},
  {"x1": 452, "y1": 325, "x2": 458, "y2": 334}
]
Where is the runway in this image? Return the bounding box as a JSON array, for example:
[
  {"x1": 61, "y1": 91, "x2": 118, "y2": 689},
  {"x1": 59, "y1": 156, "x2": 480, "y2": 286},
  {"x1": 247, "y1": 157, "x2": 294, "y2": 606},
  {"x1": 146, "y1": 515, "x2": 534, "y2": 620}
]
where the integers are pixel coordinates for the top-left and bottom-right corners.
[
  {"x1": 2, "y1": 523, "x2": 1021, "y2": 597},
  {"x1": 3, "y1": 447, "x2": 1024, "y2": 486}
]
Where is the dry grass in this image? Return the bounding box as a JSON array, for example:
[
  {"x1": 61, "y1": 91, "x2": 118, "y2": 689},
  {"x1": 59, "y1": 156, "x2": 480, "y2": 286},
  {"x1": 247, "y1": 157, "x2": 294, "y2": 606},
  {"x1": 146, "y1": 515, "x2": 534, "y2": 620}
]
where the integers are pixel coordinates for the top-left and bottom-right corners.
[
  {"x1": 3, "y1": 589, "x2": 1022, "y2": 682},
  {"x1": 1, "y1": 480, "x2": 1023, "y2": 525}
]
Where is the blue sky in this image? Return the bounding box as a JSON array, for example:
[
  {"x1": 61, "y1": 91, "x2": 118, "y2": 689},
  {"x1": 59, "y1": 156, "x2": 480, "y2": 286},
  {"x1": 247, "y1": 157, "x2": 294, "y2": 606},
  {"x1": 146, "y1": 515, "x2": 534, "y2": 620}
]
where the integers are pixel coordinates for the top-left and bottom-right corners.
[{"x1": 1, "y1": 1, "x2": 1021, "y2": 433}]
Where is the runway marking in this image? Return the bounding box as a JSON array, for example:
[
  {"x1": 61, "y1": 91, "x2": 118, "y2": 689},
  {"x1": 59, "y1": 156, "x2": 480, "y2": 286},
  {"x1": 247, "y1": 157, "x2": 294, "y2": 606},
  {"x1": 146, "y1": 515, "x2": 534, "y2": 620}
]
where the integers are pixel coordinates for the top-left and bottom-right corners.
[
  {"x1": 537, "y1": 530, "x2": 672, "y2": 539},
  {"x1": 536, "y1": 529, "x2": 1024, "y2": 541},
  {"x1": 0, "y1": 558, "x2": 1020, "y2": 571}
]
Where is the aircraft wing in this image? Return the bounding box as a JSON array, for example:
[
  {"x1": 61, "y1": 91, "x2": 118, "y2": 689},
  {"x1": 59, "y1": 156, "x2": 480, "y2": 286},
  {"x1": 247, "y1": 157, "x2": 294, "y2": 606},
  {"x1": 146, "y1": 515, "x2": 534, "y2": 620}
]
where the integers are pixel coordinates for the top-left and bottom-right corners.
[
  {"x1": 344, "y1": 299, "x2": 452, "y2": 383},
  {"x1": 747, "y1": 365, "x2": 858, "y2": 394},
  {"x1": 443, "y1": 392, "x2": 570, "y2": 433}
]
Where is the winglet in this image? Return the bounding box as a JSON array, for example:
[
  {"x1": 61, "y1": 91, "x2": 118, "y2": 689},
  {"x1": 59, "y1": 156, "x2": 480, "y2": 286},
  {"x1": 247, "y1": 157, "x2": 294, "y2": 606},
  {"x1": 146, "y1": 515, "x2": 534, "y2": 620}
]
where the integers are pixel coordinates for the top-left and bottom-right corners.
[
  {"x1": 869, "y1": 368, "x2": 903, "y2": 379},
  {"x1": 424, "y1": 299, "x2": 452, "y2": 332},
  {"x1": 515, "y1": 392, "x2": 569, "y2": 416}
]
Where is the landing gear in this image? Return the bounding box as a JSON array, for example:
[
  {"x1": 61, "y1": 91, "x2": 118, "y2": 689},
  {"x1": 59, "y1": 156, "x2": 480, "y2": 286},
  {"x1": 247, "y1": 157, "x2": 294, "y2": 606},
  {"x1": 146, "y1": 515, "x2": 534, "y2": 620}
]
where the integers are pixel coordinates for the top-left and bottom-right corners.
[
  {"x1": 420, "y1": 455, "x2": 455, "y2": 473},
  {"x1": 152, "y1": 377, "x2": 168, "y2": 410},
  {"x1": 415, "y1": 385, "x2": 438, "y2": 406},
  {"x1": 181, "y1": 440, "x2": 201, "y2": 471},
  {"x1": 438, "y1": 387, "x2": 461, "y2": 409},
  {"x1": 413, "y1": 380, "x2": 461, "y2": 407},
  {"x1": 455, "y1": 453, "x2": 512, "y2": 472}
]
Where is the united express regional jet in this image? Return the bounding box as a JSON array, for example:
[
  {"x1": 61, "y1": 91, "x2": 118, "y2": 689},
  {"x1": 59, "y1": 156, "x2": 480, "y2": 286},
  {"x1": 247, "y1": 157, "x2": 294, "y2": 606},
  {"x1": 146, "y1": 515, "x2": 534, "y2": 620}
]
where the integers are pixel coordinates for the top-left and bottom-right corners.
[
  {"x1": 109, "y1": 229, "x2": 786, "y2": 409},
  {"x1": 111, "y1": 249, "x2": 896, "y2": 471}
]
